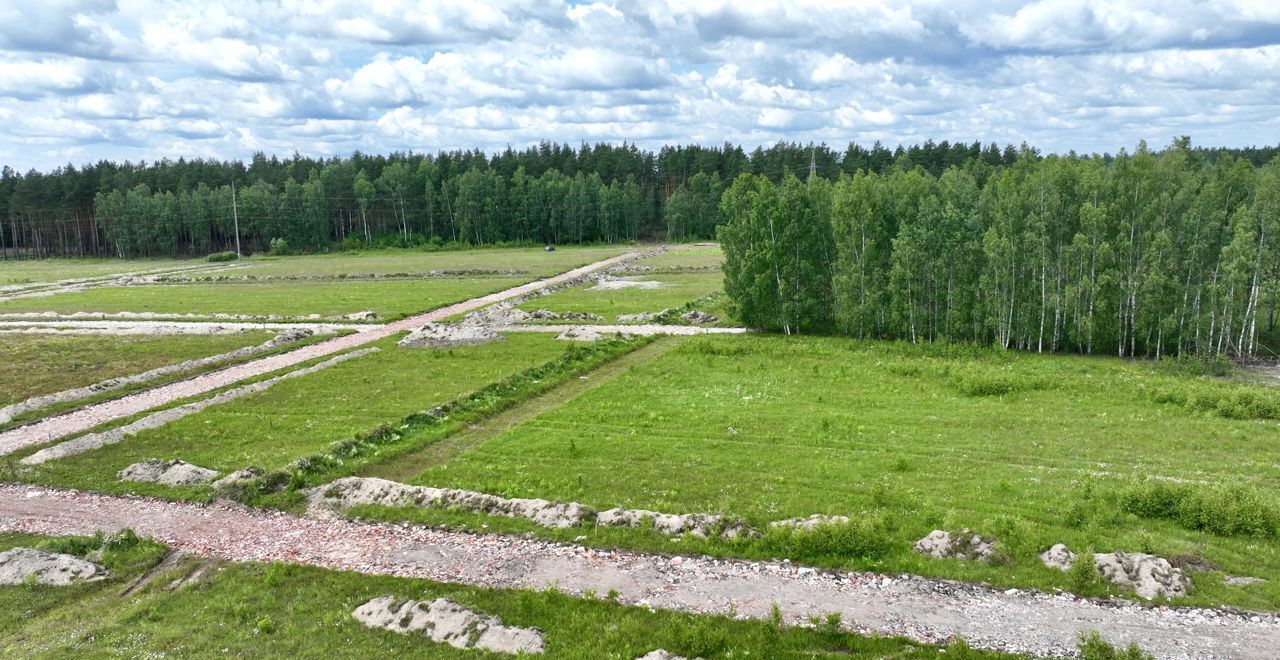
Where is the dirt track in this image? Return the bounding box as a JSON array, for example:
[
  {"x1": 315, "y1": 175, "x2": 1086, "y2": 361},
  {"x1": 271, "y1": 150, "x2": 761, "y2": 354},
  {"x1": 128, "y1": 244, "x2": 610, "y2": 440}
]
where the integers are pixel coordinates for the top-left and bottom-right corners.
[
  {"x1": 0, "y1": 252, "x2": 639, "y2": 457},
  {"x1": 1, "y1": 484, "x2": 1276, "y2": 659}
]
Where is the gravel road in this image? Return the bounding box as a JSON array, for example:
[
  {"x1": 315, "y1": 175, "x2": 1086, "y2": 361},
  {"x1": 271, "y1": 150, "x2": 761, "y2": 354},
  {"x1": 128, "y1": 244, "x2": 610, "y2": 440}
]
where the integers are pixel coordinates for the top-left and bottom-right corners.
[
  {"x1": 0, "y1": 252, "x2": 639, "y2": 457},
  {"x1": 1, "y1": 484, "x2": 1275, "y2": 659}
]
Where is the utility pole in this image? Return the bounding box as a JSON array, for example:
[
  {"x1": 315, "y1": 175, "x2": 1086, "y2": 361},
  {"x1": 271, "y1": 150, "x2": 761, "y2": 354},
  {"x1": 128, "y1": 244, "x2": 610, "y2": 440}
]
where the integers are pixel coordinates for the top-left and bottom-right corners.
[
  {"x1": 231, "y1": 180, "x2": 242, "y2": 257},
  {"x1": 809, "y1": 147, "x2": 817, "y2": 180}
]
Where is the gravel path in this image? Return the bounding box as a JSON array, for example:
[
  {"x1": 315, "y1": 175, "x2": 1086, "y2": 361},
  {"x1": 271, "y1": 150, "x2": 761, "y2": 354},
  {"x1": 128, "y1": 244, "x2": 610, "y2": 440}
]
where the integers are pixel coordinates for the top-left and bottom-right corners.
[
  {"x1": 1, "y1": 484, "x2": 1275, "y2": 659},
  {"x1": 0, "y1": 252, "x2": 639, "y2": 457},
  {"x1": 501, "y1": 323, "x2": 749, "y2": 336}
]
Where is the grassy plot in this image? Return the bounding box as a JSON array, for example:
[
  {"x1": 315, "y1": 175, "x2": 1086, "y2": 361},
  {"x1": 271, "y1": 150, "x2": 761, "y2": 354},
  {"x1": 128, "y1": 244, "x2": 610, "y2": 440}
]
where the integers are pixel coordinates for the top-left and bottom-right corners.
[
  {"x1": 627, "y1": 244, "x2": 723, "y2": 270},
  {"x1": 373, "y1": 335, "x2": 1280, "y2": 611},
  {"x1": 223, "y1": 245, "x2": 629, "y2": 278},
  {"x1": 14, "y1": 334, "x2": 569, "y2": 498},
  {"x1": 0, "y1": 258, "x2": 195, "y2": 286},
  {"x1": 517, "y1": 272, "x2": 724, "y2": 321},
  {"x1": 0, "y1": 533, "x2": 998, "y2": 659},
  {"x1": 0, "y1": 332, "x2": 276, "y2": 407},
  {"x1": 0, "y1": 278, "x2": 522, "y2": 320}
]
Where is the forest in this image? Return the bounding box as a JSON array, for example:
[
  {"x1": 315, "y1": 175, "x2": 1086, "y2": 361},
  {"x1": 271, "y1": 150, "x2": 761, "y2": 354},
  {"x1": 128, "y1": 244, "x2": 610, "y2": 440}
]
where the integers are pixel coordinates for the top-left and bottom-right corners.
[
  {"x1": 719, "y1": 139, "x2": 1280, "y2": 358},
  {"x1": 3, "y1": 139, "x2": 1277, "y2": 259}
]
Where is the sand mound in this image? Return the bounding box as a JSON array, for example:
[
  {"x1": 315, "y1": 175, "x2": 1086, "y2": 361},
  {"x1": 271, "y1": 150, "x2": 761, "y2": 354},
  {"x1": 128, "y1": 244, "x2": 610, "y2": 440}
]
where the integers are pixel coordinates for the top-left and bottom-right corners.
[
  {"x1": 312, "y1": 477, "x2": 595, "y2": 528},
  {"x1": 1039, "y1": 543, "x2": 1077, "y2": 571},
  {"x1": 398, "y1": 323, "x2": 503, "y2": 348},
  {"x1": 681, "y1": 310, "x2": 719, "y2": 324},
  {"x1": 354, "y1": 597, "x2": 544, "y2": 654},
  {"x1": 0, "y1": 547, "x2": 108, "y2": 585},
  {"x1": 212, "y1": 467, "x2": 264, "y2": 489},
  {"x1": 554, "y1": 327, "x2": 634, "y2": 342},
  {"x1": 913, "y1": 529, "x2": 1000, "y2": 562},
  {"x1": 119, "y1": 459, "x2": 218, "y2": 486}
]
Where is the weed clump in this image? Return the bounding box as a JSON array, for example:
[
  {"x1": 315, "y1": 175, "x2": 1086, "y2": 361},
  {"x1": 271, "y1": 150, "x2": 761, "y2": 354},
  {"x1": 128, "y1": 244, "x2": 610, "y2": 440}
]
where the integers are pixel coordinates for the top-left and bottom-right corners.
[
  {"x1": 759, "y1": 516, "x2": 894, "y2": 562},
  {"x1": 1076, "y1": 630, "x2": 1154, "y2": 660},
  {"x1": 1121, "y1": 480, "x2": 1278, "y2": 538},
  {"x1": 206, "y1": 251, "x2": 239, "y2": 262}
]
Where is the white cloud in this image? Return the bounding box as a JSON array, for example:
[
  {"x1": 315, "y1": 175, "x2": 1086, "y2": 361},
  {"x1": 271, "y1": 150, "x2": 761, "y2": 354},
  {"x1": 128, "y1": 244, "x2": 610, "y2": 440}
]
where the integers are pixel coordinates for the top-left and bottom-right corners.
[{"x1": 1, "y1": 0, "x2": 1279, "y2": 169}]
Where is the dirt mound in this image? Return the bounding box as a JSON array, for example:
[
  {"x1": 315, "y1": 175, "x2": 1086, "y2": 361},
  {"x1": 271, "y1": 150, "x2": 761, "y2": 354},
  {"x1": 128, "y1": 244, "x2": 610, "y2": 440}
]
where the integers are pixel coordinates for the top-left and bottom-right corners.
[
  {"x1": 0, "y1": 547, "x2": 108, "y2": 585},
  {"x1": 526, "y1": 309, "x2": 605, "y2": 322},
  {"x1": 119, "y1": 459, "x2": 219, "y2": 486},
  {"x1": 354, "y1": 596, "x2": 544, "y2": 654},
  {"x1": 1038, "y1": 545, "x2": 1192, "y2": 599},
  {"x1": 617, "y1": 311, "x2": 662, "y2": 322},
  {"x1": 1038, "y1": 544, "x2": 1076, "y2": 571},
  {"x1": 681, "y1": 310, "x2": 719, "y2": 324},
  {"x1": 461, "y1": 303, "x2": 531, "y2": 326},
  {"x1": 589, "y1": 277, "x2": 664, "y2": 291},
  {"x1": 312, "y1": 477, "x2": 595, "y2": 528},
  {"x1": 1092, "y1": 551, "x2": 1191, "y2": 600},
  {"x1": 1225, "y1": 576, "x2": 1267, "y2": 586},
  {"x1": 398, "y1": 323, "x2": 503, "y2": 348},
  {"x1": 913, "y1": 529, "x2": 1000, "y2": 562},
  {"x1": 212, "y1": 467, "x2": 264, "y2": 489},
  {"x1": 597, "y1": 507, "x2": 753, "y2": 540},
  {"x1": 554, "y1": 327, "x2": 634, "y2": 342},
  {"x1": 344, "y1": 311, "x2": 379, "y2": 321},
  {"x1": 770, "y1": 514, "x2": 850, "y2": 531}
]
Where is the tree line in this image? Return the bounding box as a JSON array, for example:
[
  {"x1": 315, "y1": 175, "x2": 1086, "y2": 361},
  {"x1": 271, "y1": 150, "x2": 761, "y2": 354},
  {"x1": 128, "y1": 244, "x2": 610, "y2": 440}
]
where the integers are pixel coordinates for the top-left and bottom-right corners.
[
  {"x1": 719, "y1": 139, "x2": 1280, "y2": 358},
  {"x1": 0, "y1": 139, "x2": 1164, "y2": 259}
]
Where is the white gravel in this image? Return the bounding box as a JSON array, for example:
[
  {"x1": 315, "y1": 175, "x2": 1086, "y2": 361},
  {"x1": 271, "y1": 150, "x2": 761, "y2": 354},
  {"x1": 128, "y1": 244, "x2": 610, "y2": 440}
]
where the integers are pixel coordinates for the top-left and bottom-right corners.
[{"x1": 1, "y1": 484, "x2": 1276, "y2": 659}]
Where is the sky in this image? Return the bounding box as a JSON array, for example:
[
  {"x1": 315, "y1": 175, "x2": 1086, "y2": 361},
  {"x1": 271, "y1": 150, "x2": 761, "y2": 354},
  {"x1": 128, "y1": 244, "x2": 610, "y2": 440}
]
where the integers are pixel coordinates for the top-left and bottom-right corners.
[{"x1": 1, "y1": 0, "x2": 1278, "y2": 171}]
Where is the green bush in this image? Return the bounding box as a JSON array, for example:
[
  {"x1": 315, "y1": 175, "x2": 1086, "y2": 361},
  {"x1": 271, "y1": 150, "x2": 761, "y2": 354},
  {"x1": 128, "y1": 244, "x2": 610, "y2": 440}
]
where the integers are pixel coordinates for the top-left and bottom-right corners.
[
  {"x1": 268, "y1": 237, "x2": 290, "y2": 256},
  {"x1": 207, "y1": 251, "x2": 238, "y2": 262},
  {"x1": 758, "y1": 517, "x2": 894, "y2": 562},
  {"x1": 1122, "y1": 480, "x2": 1279, "y2": 537},
  {"x1": 1076, "y1": 630, "x2": 1154, "y2": 660}
]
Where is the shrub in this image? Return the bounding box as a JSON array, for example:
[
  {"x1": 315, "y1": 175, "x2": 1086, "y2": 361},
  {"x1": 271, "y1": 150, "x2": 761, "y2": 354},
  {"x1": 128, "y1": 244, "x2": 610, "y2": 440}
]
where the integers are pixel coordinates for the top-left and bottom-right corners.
[
  {"x1": 759, "y1": 517, "x2": 893, "y2": 561},
  {"x1": 1155, "y1": 354, "x2": 1233, "y2": 377},
  {"x1": 1076, "y1": 630, "x2": 1154, "y2": 660},
  {"x1": 268, "y1": 237, "x2": 290, "y2": 256},
  {"x1": 207, "y1": 251, "x2": 238, "y2": 262},
  {"x1": 1121, "y1": 480, "x2": 1279, "y2": 537}
]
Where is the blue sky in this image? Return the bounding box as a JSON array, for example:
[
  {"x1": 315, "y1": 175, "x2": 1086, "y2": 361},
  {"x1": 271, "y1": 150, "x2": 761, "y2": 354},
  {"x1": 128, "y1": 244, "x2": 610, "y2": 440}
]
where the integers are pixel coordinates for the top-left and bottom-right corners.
[{"x1": 1, "y1": 0, "x2": 1278, "y2": 170}]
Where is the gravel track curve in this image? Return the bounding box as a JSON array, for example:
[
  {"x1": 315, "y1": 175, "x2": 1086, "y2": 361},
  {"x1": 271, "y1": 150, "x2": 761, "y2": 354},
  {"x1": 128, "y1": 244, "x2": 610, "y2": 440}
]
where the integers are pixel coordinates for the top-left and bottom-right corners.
[
  {"x1": 0, "y1": 252, "x2": 639, "y2": 456},
  {"x1": 0, "y1": 484, "x2": 1275, "y2": 659}
]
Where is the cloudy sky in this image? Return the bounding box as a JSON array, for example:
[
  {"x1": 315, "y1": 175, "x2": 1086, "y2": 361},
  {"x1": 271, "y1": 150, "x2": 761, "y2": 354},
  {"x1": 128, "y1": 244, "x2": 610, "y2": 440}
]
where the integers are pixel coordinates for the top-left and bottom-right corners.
[{"x1": 1, "y1": 0, "x2": 1278, "y2": 171}]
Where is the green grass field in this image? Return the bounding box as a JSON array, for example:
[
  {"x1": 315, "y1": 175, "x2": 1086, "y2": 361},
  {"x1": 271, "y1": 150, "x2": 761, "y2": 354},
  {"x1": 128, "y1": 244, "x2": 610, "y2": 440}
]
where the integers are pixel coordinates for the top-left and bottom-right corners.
[
  {"x1": 517, "y1": 272, "x2": 724, "y2": 320},
  {"x1": 0, "y1": 278, "x2": 522, "y2": 320},
  {"x1": 0, "y1": 532, "x2": 995, "y2": 659},
  {"x1": 227, "y1": 245, "x2": 628, "y2": 278},
  {"x1": 359, "y1": 335, "x2": 1280, "y2": 610},
  {"x1": 14, "y1": 334, "x2": 572, "y2": 498},
  {"x1": 0, "y1": 258, "x2": 195, "y2": 286},
  {"x1": 0, "y1": 332, "x2": 276, "y2": 407},
  {"x1": 627, "y1": 244, "x2": 723, "y2": 270}
]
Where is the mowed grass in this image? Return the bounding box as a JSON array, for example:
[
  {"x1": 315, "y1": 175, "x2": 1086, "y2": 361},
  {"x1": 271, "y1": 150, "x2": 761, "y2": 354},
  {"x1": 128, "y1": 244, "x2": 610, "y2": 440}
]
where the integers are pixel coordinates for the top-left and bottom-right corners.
[
  {"x1": 0, "y1": 258, "x2": 194, "y2": 286},
  {"x1": 516, "y1": 272, "x2": 724, "y2": 320},
  {"x1": 225, "y1": 245, "x2": 629, "y2": 278},
  {"x1": 629, "y1": 243, "x2": 723, "y2": 270},
  {"x1": 16, "y1": 334, "x2": 569, "y2": 498},
  {"x1": 0, "y1": 533, "x2": 994, "y2": 659},
  {"x1": 389, "y1": 335, "x2": 1280, "y2": 610},
  {"x1": 0, "y1": 332, "x2": 275, "y2": 407},
  {"x1": 0, "y1": 278, "x2": 521, "y2": 320}
]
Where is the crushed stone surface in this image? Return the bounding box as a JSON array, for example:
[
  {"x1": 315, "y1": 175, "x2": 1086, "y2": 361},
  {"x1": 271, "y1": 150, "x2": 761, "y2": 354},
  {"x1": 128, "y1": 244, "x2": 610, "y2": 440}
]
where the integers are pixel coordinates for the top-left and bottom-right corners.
[
  {"x1": 119, "y1": 459, "x2": 219, "y2": 486},
  {"x1": 0, "y1": 252, "x2": 639, "y2": 457},
  {"x1": 20, "y1": 348, "x2": 380, "y2": 465},
  {"x1": 1, "y1": 484, "x2": 1277, "y2": 659},
  {"x1": 398, "y1": 323, "x2": 504, "y2": 349},
  {"x1": 589, "y1": 277, "x2": 665, "y2": 291},
  {"x1": 0, "y1": 330, "x2": 317, "y2": 425},
  {"x1": 353, "y1": 596, "x2": 545, "y2": 654},
  {"x1": 311, "y1": 477, "x2": 595, "y2": 529},
  {"x1": 0, "y1": 545, "x2": 108, "y2": 585}
]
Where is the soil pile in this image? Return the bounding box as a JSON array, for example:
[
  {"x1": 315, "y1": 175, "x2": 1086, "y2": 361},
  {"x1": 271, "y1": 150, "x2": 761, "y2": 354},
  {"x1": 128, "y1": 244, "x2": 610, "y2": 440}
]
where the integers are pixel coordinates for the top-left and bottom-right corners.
[
  {"x1": 1038, "y1": 545, "x2": 1192, "y2": 599},
  {"x1": 312, "y1": 477, "x2": 595, "y2": 528},
  {"x1": 353, "y1": 596, "x2": 545, "y2": 654},
  {"x1": 913, "y1": 529, "x2": 1000, "y2": 562},
  {"x1": 398, "y1": 323, "x2": 503, "y2": 348},
  {"x1": 770, "y1": 515, "x2": 850, "y2": 531},
  {"x1": 597, "y1": 507, "x2": 753, "y2": 540},
  {"x1": 0, "y1": 547, "x2": 108, "y2": 585},
  {"x1": 119, "y1": 459, "x2": 218, "y2": 486}
]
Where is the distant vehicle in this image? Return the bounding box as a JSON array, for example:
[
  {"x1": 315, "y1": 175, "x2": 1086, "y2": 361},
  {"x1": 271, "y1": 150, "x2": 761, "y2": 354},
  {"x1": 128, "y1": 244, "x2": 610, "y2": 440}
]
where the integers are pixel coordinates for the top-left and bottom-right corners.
[{"x1": 544, "y1": 245, "x2": 556, "y2": 252}]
